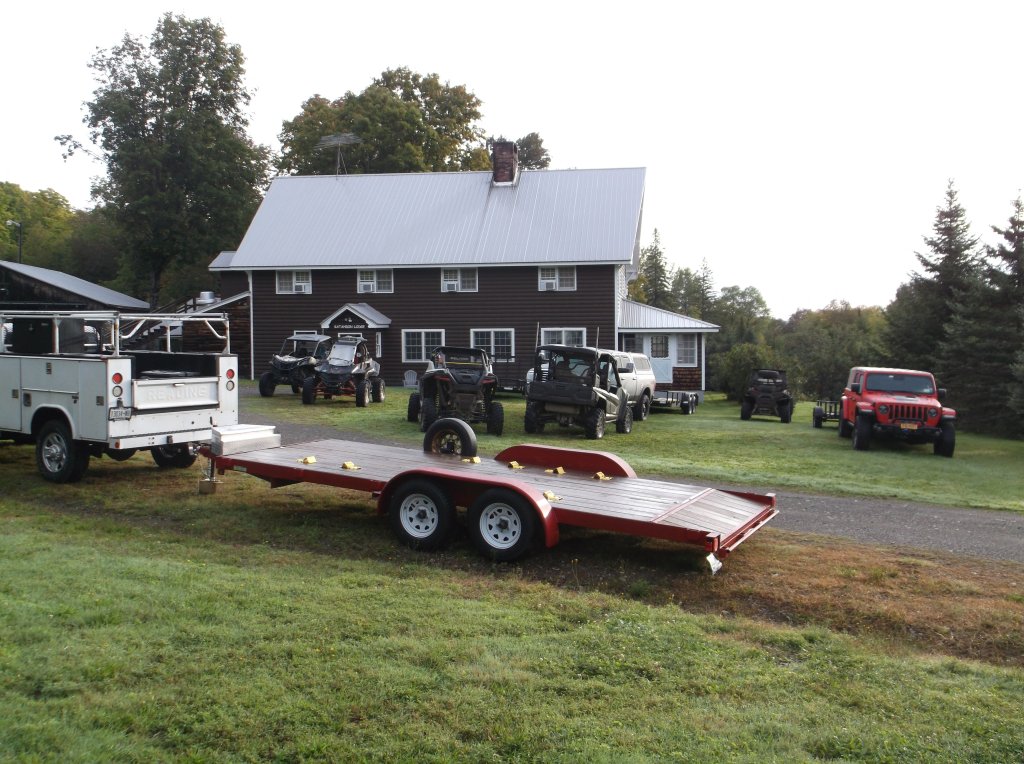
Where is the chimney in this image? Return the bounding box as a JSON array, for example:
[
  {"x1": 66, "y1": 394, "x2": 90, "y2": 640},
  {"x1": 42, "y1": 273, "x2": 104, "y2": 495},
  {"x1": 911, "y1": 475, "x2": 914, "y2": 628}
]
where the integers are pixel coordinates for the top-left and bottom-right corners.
[{"x1": 491, "y1": 140, "x2": 518, "y2": 184}]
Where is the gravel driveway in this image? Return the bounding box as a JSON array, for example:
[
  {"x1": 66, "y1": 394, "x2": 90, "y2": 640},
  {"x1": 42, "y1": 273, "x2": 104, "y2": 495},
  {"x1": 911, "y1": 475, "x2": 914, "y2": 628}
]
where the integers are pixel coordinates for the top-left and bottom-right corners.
[{"x1": 237, "y1": 393, "x2": 1024, "y2": 564}]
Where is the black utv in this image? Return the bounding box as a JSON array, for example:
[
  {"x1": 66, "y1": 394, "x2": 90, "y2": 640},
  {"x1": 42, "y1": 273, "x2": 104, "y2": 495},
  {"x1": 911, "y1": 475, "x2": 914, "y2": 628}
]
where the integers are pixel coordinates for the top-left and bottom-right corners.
[
  {"x1": 301, "y1": 334, "x2": 385, "y2": 406},
  {"x1": 259, "y1": 332, "x2": 333, "y2": 396},
  {"x1": 407, "y1": 346, "x2": 503, "y2": 436},
  {"x1": 740, "y1": 369, "x2": 794, "y2": 423},
  {"x1": 523, "y1": 345, "x2": 633, "y2": 439}
]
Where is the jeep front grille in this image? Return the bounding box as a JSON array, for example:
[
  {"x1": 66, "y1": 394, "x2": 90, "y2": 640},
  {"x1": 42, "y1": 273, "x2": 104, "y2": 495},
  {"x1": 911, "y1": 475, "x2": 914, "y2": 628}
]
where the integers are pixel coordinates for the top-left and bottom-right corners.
[{"x1": 889, "y1": 403, "x2": 927, "y2": 421}]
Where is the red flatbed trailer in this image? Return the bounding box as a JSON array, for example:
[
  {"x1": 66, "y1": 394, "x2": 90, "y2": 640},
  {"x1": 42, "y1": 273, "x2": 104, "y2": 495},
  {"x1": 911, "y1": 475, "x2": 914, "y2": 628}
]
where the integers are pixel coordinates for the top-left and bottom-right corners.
[{"x1": 205, "y1": 434, "x2": 777, "y2": 571}]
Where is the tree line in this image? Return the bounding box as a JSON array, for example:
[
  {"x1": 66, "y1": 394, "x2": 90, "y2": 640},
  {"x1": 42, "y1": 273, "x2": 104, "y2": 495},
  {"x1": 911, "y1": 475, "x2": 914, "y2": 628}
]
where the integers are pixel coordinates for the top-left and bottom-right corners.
[{"x1": 628, "y1": 184, "x2": 1024, "y2": 438}]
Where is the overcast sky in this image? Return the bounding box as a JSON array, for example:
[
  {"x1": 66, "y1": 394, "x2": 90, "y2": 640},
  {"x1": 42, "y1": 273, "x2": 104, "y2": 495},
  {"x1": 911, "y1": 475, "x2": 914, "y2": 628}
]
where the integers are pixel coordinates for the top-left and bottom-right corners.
[{"x1": 4, "y1": 1, "x2": 1022, "y2": 318}]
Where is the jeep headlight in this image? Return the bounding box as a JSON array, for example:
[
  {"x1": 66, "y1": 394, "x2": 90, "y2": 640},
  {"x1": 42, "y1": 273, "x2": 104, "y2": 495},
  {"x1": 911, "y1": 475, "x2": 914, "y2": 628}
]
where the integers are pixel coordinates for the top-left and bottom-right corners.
[
  {"x1": 928, "y1": 407, "x2": 938, "y2": 418},
  {"x1": 878, "y1": 404, "x2": 889, "y2": 415}
]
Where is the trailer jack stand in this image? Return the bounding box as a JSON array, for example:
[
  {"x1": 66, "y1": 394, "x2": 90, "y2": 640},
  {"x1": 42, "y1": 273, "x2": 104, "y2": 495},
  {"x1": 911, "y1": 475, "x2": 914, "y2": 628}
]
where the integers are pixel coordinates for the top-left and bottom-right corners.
[{"x1": 706, "y1": 553, "x2": 723, "y2": 575}]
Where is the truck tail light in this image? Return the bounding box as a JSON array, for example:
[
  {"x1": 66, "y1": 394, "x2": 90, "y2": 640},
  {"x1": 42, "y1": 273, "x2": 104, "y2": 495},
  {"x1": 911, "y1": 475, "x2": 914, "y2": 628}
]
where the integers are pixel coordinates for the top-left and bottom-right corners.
[
  {"x1": 226, "y1": 369, "x2": 235, "y2": 379},
  {"x1": 112, "y1": 372, "x2": 123, "y2": 384}
]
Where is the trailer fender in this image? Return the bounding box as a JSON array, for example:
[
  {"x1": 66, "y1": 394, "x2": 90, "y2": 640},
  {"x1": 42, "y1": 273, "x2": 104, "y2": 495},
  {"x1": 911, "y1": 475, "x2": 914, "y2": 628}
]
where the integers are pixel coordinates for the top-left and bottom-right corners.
[
  {"x1": 494, "y1": 444, "x2": 636, "y2": 478},
  {"x1": 376, "y1": 468, "x2": 560, "y2": 548}
]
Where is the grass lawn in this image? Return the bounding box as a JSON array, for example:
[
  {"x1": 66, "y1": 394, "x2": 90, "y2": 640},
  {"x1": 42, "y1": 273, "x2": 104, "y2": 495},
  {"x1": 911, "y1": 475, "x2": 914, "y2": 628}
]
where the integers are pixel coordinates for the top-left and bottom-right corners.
[{"x1": 1, "y1": 386, "x2": 1022, "y2": 761}]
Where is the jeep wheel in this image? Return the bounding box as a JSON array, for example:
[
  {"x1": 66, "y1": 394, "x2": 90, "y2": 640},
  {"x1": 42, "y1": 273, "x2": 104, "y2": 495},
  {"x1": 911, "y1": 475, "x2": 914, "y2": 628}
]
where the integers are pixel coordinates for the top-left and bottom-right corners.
[
  {"x1": 301, "y1": 376, "x2": 317, "y2": 405},
  {"x1": 524, "y1": 401, "x2": 544, "y2": 434},
  {"x1": 584, "y1": 407, "x2": 606, "y2": 439},
  {"x1": 486, "y1": 401, "x2": 505, "y2": 437},
  {"x1": 389, "y1": 479, "x2": 455, "y2": 551},
  {"x1": 407, "y1": 393, "x2": 421, "y2": 422},
  {"x1": 258, "y1": 371, "x2": 276, "y2": 397},
  {"x1": 740, "y1": 400, "x2": 753, "y2": 421},
  {"x1": 633, "y1": 393, "x2": 651, "y2": 421},
  {"x1": 423, "y1": 417, "x2": 478, "y2": 457},
  {"x1": 356, "y1": 379, "x2": 370, "y2": 408},
  {"x1": 934, "y1": 421, "x2": 956, "y2": 458},
  {"x1": 419, "y1": 398, "x2": 438, "y2": 432},
  {"x1": 838, "y1": 417, "x2": 853, "y2": 438},
  {"x1": 616, "y1": 404, "x2": 633, "y2": 434},
  {"x1": 853, "y1": 416, "x2": 871, "y2": 451},
  {"x1": 371, "y1": 377, "x2": 386, "y2": 403}
]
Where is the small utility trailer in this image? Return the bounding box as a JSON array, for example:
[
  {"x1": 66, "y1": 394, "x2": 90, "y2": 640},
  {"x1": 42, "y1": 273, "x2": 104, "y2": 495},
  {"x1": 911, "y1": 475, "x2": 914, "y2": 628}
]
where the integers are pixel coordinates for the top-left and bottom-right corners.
[
  {"x1": 812, "y1": 400, "x2": 841, "y2": 428},
  {"x1": 651, "y1": 390, "x2": 700, "y2": 415},
  {"x1": 204, "y1": 422, "x2": 777, "y2": 572}
]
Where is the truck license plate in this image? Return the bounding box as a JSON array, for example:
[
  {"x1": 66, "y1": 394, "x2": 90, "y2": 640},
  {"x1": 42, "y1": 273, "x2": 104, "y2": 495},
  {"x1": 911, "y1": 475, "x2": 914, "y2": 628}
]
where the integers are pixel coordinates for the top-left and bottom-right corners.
[
  {"x1": 899, "y1": 422, "x2": 919, "y2": 430},
  {"x1": 108, "y1": 407, "x2": 132, "y2": 421}
]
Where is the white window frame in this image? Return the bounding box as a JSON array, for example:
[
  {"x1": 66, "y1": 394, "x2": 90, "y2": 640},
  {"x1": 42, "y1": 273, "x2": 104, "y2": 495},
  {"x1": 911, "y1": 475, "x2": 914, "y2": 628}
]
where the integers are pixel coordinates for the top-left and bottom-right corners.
[
  {"x1": 541, "y1": 327, "x2": 586, "y2": 347},
  {"x1": 538, "y1": 266, "x2": 576, "y2": 292},
  {"x1": 403, "y1": 329, "x2": 445, "y2": 363},
  {"x1": 441, "y1": 268, "x2": 478, "y2": 293},
  {"x1": 358, "y1": 269, "x2": 394, "y2": 294},
  {"x1": 276, "y1": 270, "x2": 312, "y2": 294},
  {"x1": 471, "y1": 328, "x2": 515, "y2": 362},
  {"x1": 676, "y1": 334, "x2": 698, "y2": 367}
]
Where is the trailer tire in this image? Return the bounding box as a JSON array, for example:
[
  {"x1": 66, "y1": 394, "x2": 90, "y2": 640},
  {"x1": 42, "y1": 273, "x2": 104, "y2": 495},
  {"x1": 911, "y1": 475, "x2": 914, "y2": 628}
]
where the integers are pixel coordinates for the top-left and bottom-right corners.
[
  {"x1": 633, "y1": 393, "x2": 651, "y2": 421},
  {"x1": 36, "y1": 420, "x2": 90, "y2": 483},
  {"x1": 258, "y1": 372, "x2": 277, "y2": 397},
  {"x1": 151, "y1": 444, "x2": 198, "y2": 469},
  {"x1": 372, "y1": 377, "x2": 386, "y2": 403},
  {"x1": 407, "y1": 392, "x2": 421, "y2": 422},
  {"x1": 356, "y1": 380, "x2": 370, "y2": 408},
  {"x1": 812, "y1": 406, "x2": 825, "y2": 428},
  {"x1": 302, "y1": 376, "x2": 317, "y2": 405},
  {"x1": 389, "y1": 479, "x2": 455, "y2": 551},
  {"x1": 468, "y1": 489, "x2": 537, "y2": 562},
  {"x1": 423, "y1": 417, "x2": 477, "y2": 457},
  {"x1": 486, "y1": 401, "x2": 505, "y2": 436}
]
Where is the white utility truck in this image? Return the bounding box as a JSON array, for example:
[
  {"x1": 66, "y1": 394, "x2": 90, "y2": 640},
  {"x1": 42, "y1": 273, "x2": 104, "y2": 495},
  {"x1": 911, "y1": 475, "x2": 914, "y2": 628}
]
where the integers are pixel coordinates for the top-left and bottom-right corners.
[{"x1": 0, "y1": 310, "x2": 238, "y2": 482}]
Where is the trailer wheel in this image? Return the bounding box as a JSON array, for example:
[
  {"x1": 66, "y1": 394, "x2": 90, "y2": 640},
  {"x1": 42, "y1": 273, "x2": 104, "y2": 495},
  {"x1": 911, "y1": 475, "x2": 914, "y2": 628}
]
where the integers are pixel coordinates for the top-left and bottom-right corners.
[
  {"x1": 151, "y1": 444, "x2": 198, "y2": 469},
  {"x1": 371, "y1": 377, "x2": 386, "y2": 403},
  {"x1": 852, "y1": 416, "x2": 872, "y2": 451},
  {"x1": 423, "y1": 417, "x2": 477, "y2": 457},
  {"x1": 356, "y1": 379, "x2": 370, "y2": 408},
  {"x1": 633, "y1": 393, "x2": 650, "y2": 421},
  {"x1": 812, "y1": 406, "x2": 825, "y2": 428},
  {"x1": 258, "y1": 372, "x2": 276, "y2": 397},
  {"x1": 407, "y1": 392, "x2": 421, "y2": 422},
  {"x1": 389, "y1": 479, "x2": 455, "y2": 550},
  {"x1": 468, "y1": 489, "x2": 537, "y2": 562},
  {"x1": 36, "y1": 420, "x2": 90, "y2": 483},
  {"x1": 680, "y1": 395, "x2": 694, "y2": 415},
  {"x1": 301, "y1": 376, "x2": 317, "y2": 405},
  {"x1": 486, "y1": 401, "x2": 504, "y2": 436}
]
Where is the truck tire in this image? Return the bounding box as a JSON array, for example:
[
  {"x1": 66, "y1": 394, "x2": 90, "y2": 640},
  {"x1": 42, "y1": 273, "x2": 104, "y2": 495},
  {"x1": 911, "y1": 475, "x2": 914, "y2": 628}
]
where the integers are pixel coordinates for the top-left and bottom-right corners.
[
  {"x1": 105, "y1": 447, "x2": 137, "y2": 462},
  {"x1": 388, "y1": 479, "x2": 455, "y2": 551},
  {"x1": 407, "y1": 392, "x2": 421, "y2": 422},
  {"x1": 371, "y1": 377, "x2": 386, "y2": 403},
  {"x1": 356, "y1": 379, "x2": 370, "y2": 408},
  {"x1": 633, "y1": 393, "x2": 651, "y2": 421},
  {"x1": 468, "y1": 488, "x2": 537, "y2": 562},
  {"x1": 740, "y1": 400, "x2": 753, "y2": 421},
  {"x1": 524, "y1": 401, "x2": 544, "y2": 434},
  {"x1": 616, "y1": 404, "x2": 633, "y2": 434},
  {"x1": 36, "y1": 420, "x2": 90, "y2": 483},
  {"x1": 583, "y1": 407, "x2": 606, "y2": 439},
  {"x1": 151, "y1": 444, "x2": 198, "y2": 469},
  {"x1": 486, "y1": 401, "x2": 505, "y2": 437},
  {"x1": 934, "y1": 421, "x2": 956, "y2": 458},
  {"x1": 423, "y1": 417, "x2": 477, "y2": 457},
  {"x1": 853, "y1": 416, "x2": 872, "y2": 451},
  {"x1": 419, "y1": 398, "x2": 438, "y2": 432},
  {"x1": 302, "y1": 376, "x2": 317, "y2": 405},
  {"x1": 258, "y1": 372, "x2": 277, "y2": 397}
]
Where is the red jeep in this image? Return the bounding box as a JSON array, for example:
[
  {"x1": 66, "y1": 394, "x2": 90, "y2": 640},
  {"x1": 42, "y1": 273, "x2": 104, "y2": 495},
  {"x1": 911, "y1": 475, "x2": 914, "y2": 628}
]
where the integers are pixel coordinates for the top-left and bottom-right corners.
[{"x1": 839, "y1": 367, "x2": 956, "y2": 457}]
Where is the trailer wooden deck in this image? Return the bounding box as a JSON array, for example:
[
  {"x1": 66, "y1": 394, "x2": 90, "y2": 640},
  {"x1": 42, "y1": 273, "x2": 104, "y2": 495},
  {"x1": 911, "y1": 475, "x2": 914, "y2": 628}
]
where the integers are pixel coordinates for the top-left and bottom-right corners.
[{"x1": 207, "y1": 436, "x2": 777, "y2": 566}]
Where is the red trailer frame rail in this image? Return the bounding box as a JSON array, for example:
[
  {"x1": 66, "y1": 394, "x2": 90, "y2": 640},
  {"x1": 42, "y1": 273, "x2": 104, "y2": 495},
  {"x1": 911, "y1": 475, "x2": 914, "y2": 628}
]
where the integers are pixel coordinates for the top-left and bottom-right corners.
[{"x1": 203, "y1": 434, "x2": 777, "y2": 571}]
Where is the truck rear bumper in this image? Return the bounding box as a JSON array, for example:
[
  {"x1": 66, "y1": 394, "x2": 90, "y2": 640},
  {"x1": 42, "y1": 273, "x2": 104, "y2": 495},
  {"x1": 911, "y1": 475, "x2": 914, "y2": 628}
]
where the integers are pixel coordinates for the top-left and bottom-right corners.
[{"x1": 110, "y1": 428, "x2": 214, "y2": 450}]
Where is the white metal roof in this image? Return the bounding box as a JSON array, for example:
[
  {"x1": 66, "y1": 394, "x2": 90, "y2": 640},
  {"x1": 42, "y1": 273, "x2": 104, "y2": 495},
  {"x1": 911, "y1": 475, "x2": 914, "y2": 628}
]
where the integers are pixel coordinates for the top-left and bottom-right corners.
[
  {"x1": 213, "y1": 167, "x2": 646, "y2": 271},
  {"x1": 0, "y1": 261, "x2": 149, "y2": 309},
  {"x1": 618, "y1": 299, "x2": 719, "y2": 332}
]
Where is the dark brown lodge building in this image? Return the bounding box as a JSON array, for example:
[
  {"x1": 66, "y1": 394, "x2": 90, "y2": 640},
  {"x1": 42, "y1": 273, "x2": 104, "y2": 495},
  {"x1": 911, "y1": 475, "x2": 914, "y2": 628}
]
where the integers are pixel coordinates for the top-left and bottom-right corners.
[{"x1": 210, "y1": 144, "x2": 718, "y2": 393}]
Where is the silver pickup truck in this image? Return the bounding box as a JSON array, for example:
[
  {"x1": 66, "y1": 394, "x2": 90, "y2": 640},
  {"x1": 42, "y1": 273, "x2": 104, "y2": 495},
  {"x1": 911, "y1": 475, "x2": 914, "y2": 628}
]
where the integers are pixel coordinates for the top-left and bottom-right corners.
[{"x1": 0, "y1": 310, "x2": 238, "y2": 482}]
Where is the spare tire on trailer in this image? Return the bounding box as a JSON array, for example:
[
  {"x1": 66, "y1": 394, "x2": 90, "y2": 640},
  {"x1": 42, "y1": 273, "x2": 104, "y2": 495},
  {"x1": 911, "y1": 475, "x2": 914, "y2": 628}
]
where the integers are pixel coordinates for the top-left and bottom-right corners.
[{"x1": 423, "y1": 417, "x2": 478, "y2": 457}]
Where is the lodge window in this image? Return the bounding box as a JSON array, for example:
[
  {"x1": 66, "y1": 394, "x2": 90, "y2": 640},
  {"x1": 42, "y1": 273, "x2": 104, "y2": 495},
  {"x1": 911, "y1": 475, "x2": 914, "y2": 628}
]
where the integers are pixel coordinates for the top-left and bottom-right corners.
[
  {"x1": 441, "y1": 268, "x2": 478, "y2": 293},
  {"x1": 538, "y1": 266, "x2": 576, "y2": 291},
  {"x1": 403, "y1": 329, "x2": 445, "y2": 363},
  {"x1": 650, "y1": 335, "x2": 669, "y2": 358},
  {"x1": 676, "y1": 334, "x2": 697, "y2": 366},
  {"x1": 471, "y1": 328, "x2": 514, "y2": 361},
  {"x1": 358, "y1": 269, "x2": 393, "y2": 294},
  {"x1": 541, "y1": 327, "x2": 586, "y2": 346},
  {"x1": 276, "y1": 270, "x2": 312, "y2": 294}
]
